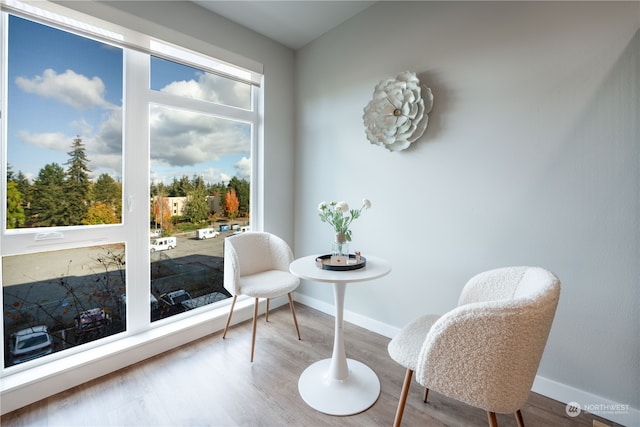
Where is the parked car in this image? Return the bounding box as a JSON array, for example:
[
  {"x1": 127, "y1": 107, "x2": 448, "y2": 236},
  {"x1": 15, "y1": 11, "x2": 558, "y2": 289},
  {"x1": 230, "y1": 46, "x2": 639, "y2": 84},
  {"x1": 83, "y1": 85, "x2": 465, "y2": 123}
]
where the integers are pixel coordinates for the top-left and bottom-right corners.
[
  {"x1": 181, "y1": 291, "x2": 229, "y2": 310},
  {"x1": 158, "y1": 289, "x2": 192, "y2": 307},
  {"x1": 9, "y1": 325, "x2": 53, "y2": 365},
  {"x1": 156, "y1": 289, "x2": 193, "y2": 318},
  {"x1": 75, "y1": 308, "x2": 111, "y2": 337}
]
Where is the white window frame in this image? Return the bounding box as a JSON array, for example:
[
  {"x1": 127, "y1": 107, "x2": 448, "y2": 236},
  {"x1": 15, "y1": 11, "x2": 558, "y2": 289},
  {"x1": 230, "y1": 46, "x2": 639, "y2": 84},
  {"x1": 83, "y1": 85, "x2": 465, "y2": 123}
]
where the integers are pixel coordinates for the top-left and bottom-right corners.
[{"x1": 0, "y1": 0, "x2": 264, "y2": 411}]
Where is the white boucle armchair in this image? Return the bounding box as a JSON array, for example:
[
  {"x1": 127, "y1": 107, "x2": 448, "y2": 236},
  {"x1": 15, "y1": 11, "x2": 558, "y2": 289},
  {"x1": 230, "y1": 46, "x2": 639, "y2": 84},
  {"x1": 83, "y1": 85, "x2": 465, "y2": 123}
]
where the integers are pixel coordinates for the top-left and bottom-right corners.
[
  {"x1": 388, "y1": 266, "x2": 560, "y2": 427},
  {"x1": 222, "y1": 232, "x2": 301, "y2": 362}
]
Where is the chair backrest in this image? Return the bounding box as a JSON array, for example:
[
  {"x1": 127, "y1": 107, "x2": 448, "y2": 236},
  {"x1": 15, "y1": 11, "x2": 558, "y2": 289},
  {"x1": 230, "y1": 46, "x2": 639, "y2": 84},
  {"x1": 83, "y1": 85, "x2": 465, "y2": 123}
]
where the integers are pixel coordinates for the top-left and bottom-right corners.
[
  {"x1": 223, "y1": 232, "x2": 294, "y2": 295},
  {"x1": 416, "y1": 266, "x2": 560, "y2": 414}
]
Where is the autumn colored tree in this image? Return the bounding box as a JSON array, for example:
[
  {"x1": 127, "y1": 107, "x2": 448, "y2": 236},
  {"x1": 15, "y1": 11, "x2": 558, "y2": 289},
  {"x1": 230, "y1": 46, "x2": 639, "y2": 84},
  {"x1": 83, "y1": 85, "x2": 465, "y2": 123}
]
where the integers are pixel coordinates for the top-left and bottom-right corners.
[
  {"x1": 90, "y1": 173, "x2": 122, "y2": 224},
  {"x1": 6, "y1": 181, "x2": 25, "y2": 228},
  {"x1": 227, "y1": 177, "x2": 250, "y2": 217},
  {"x1": 224, "y1": 188, "x2": 239, "y2": 220},
  {"x1": 153, "y1": 196, "x2": 172, "y2": 230},
  {"x1": 83, "y1": 202, "x2": 118, "y2": 225}
]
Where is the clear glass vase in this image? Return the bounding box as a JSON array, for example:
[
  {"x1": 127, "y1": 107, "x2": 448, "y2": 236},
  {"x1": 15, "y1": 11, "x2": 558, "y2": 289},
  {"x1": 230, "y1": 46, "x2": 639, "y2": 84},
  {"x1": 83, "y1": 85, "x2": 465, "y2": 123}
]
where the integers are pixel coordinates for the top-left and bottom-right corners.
[{"x1": 332, "y1": 233, "x2": 349, "y2": 258}]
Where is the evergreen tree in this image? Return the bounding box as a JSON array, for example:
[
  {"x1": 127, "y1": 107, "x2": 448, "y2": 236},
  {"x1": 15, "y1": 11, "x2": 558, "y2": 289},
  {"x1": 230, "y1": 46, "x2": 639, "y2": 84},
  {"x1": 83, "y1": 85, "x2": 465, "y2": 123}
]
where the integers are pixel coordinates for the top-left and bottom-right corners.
[
  {"x1": 6, "y1": 181, "x2": 25, "y2": 228},
  {"x1": 167, "y1": 175, "x2": 192, "y2": 197},
  {"x1": 184, "y1": 179, "x2": 209, "y2": 223},
  {"x1": 15, "y1": 171, "x2": 32, "y2": 214},
  {"x1": 64, "y1": 136, "x2": 91, "y2": 225},
  {"x1": 149, "y1": 181, "x2": 159, "y2": 197},
  {"x1": 91, "y1": 173, "x2": 121, "y2": 224},
  {"x1": 31, "y1": 163, "x2": 67, "y2": 226},
  {"x1": 228, "y1": 177, "x2": 250, "y2": 217},
  {"x1": 93, "y1": 173, "x2": 119, "y2": 204}
]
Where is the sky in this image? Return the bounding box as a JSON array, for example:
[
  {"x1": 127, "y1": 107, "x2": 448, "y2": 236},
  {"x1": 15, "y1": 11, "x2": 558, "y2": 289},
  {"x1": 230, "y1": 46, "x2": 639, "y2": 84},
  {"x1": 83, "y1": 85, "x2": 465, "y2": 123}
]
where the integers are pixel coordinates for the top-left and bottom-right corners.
[{"x1": 7, "y1": 15, "x2": 252, "y2": 186}]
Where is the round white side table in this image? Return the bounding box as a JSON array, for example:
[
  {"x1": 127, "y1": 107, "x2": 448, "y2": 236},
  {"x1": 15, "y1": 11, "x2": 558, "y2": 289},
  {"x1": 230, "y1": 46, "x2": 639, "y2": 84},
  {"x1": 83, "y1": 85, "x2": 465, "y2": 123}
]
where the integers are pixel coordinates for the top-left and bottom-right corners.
[{"x1": 289, "y1": 255, "x2": 392, "y2": 416}]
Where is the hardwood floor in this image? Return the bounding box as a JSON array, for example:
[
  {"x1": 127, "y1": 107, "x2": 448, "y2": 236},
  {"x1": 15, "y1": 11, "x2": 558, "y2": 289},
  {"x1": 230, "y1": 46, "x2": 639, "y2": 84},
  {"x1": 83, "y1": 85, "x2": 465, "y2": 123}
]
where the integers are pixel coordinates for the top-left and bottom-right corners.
[{"x1": 1, "y1": 303, "x2": 622, "y2": 427}]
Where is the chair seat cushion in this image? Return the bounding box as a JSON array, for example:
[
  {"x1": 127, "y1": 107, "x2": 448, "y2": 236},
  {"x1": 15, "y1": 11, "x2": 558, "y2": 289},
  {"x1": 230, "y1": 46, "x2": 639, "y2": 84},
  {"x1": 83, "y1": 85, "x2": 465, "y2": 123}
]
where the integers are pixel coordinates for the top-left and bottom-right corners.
[
  {"x1": 237, "y1": 270, "x2": 300, "y2": 298},
  {"x1": 388, "y1": 314, "x2": 440, "y2": 371}
]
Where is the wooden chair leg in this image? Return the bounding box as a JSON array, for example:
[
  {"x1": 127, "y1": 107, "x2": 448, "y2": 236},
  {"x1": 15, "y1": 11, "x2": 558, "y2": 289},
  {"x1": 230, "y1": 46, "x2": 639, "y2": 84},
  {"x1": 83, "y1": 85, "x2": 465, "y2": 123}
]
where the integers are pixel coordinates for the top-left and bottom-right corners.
[
  {"x1": 250, "y1": 298, "x2": 259, "y2": 362},
  {"x1": 423, "y1": 387, "x2": 429, "y2": 403},
  {"x1": 222, "y1": 295, "x2": 237, "y2": 339},
  {"x1": 265, "y1": 298, "x2": 270, "y2": 322},
  {"x1": 288, "y1": 293, "x2": 301, "y2": 340},
  {"x1": 515, "y1": 409, "x2": 525, "y2": 427},
  {"x1": 393, "y1": 368, "x2": 413, "y2": 427},
  {"x1": 487, "y1": 411, "x2": 498, "y2": 427}
]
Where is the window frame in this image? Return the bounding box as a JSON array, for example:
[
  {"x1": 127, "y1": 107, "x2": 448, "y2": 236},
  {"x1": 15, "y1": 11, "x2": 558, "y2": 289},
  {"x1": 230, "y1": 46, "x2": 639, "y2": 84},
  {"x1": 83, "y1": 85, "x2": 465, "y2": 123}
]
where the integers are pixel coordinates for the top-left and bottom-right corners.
[{"x1": 0, "y1": 0, "x2": 263, "y2": 379}]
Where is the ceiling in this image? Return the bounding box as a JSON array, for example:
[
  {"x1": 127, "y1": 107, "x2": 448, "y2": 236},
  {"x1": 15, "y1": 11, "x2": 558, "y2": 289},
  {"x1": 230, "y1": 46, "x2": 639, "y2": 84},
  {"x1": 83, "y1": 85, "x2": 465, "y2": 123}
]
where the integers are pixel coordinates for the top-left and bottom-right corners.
[{"x1": 192, "y1": 1, "x2": 376, "y2": 50}]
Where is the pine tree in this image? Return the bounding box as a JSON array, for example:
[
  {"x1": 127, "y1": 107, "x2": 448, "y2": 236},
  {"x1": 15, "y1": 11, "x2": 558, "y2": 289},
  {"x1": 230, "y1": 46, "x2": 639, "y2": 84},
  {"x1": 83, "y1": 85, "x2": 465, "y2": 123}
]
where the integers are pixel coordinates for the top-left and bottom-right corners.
[
  {"x1": 31, "y1": 163, "x2": 67, "y2": 226},
  {"x1": 92, "y1": 173, "x2": 119, "y2": 205},
  {"x1": 65, "y1": 136, "x2": 91, "y2": 225},
  {"x1": 15, "y1": 171, "x2": 32, "y2": 218},
  {"x1": 185, "y1": 178, "x2": 209, "y2": 223}
]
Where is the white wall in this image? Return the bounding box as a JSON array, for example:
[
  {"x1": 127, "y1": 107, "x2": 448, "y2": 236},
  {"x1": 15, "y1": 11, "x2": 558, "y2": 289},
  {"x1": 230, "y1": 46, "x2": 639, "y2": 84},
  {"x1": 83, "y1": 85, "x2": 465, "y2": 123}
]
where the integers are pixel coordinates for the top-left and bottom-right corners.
[{"x1": 294, "y1": 2, "x2": 639, "y2": 425}]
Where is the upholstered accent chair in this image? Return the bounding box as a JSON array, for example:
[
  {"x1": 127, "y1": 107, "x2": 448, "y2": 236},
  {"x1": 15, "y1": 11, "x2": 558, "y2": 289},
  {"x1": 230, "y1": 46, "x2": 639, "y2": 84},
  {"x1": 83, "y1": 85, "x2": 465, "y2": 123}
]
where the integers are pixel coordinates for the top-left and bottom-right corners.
[
  {"x1": 222, "y1": 232, "x2": 301, "y2": 362},
  {"x1": 388, "y1": 266, "x2": 560, "y2": 427}
]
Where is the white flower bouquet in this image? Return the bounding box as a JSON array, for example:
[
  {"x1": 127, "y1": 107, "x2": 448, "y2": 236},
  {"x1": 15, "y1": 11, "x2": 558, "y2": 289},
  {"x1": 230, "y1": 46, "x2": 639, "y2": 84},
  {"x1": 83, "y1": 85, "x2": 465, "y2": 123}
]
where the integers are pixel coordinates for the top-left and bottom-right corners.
[{"x1": 318, "y1": 199, "x2": 372, "y2": 242}]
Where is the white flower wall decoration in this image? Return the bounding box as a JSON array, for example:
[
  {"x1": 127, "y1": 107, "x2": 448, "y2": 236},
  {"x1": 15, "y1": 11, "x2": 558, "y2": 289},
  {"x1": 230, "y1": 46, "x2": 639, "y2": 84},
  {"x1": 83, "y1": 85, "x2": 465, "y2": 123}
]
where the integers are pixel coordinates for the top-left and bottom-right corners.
[{"x1": 362, "y1": 71, "x2": 434, "y2": 152}]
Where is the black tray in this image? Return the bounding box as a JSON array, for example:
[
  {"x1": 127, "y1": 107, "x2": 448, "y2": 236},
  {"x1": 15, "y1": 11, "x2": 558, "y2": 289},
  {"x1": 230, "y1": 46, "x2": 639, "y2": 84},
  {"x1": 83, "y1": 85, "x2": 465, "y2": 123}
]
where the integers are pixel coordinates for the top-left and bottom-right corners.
[{"x1": 315, "y1": 254, "x2": 366, "y2": 271}]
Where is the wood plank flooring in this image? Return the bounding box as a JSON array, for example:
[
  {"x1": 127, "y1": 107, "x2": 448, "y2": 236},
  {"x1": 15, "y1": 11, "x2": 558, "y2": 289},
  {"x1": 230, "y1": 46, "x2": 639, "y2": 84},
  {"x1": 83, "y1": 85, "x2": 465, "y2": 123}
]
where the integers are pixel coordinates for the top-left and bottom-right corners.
[{"x1": 1, "y1": 303, "x2": 622, "y2": 427}]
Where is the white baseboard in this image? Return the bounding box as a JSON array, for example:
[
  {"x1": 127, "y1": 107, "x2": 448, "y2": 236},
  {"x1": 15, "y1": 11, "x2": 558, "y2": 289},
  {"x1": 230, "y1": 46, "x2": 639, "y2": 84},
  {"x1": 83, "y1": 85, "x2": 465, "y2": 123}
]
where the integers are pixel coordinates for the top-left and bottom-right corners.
[
  {"x1": 532, "y1": 376, "x2": 639, "y2": 426},
  {"x1": 294, "y1": 294, "x2": 639, "y2": 427},
  {"x1": 293, "y1": 293, "x2": 400, "y2": 338}
]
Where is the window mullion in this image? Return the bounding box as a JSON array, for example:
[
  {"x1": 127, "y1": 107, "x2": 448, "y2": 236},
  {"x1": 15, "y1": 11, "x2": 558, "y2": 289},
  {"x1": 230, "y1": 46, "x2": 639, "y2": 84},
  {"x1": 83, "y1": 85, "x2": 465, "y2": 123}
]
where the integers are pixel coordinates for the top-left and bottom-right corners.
[
  {"x1": 123, "y1": 48, "x2": 151, "y2": 333},
  {"x1": 148, "y1": 90, "x2": 255, "y2": 123}
]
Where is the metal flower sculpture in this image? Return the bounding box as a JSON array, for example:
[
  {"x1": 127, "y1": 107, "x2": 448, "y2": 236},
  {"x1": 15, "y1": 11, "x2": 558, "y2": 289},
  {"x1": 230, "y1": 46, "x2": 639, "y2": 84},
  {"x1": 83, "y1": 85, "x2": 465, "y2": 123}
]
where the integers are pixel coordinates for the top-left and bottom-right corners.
[{"x1": 362, "y1": 71, "x2": 434, "y2": 152}]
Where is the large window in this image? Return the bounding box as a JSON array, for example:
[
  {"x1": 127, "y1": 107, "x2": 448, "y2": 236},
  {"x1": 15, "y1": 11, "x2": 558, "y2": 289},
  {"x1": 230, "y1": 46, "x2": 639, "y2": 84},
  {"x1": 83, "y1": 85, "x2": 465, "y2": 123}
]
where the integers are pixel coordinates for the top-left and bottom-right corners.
[
  {"x1": 1, "y1": 3, "x2": 261, "y2": 369},
  {"x1": 147, "y1": 57, "x2": 255, "y2": 323}
]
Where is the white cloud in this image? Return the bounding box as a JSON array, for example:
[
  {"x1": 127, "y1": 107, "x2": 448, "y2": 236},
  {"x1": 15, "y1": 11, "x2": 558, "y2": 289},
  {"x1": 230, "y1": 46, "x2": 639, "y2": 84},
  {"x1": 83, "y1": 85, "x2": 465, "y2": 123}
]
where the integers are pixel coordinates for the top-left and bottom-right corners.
[
  {"x1": 94, "y1": 107, "x2": 123, "y2": 155},
  {"x1": 149, "y1": 105, "x2": 250, "y2": 167},
  {"x1": 71, "y1": 119, "x2": 94, "y2": 136},
  {"x1": 234, "y1": 157, "x2": 251, "y2": 180},
  {"x1": 219, "y1": 172, "x2": 232, "y2": 183},
  {"x1": 15, "y1": 69, "x2": 114, "y2": 111},
  {"x1": 200, "y1": 167, "x2": 232, "y2": 184},
  {"x1": 18, "y1": 131, "x2": 68, "y2": 150},
  {"x1": 160, "y1": 72, "x2": 250, "y2": 109}
]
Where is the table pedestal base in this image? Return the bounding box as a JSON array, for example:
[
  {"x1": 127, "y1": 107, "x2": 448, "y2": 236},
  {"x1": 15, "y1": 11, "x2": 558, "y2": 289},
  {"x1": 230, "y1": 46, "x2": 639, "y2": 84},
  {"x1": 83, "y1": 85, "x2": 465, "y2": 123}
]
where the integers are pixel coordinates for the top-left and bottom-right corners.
[{"x1": 298, "y1": 358, "x2": 381, "y2": 416}]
